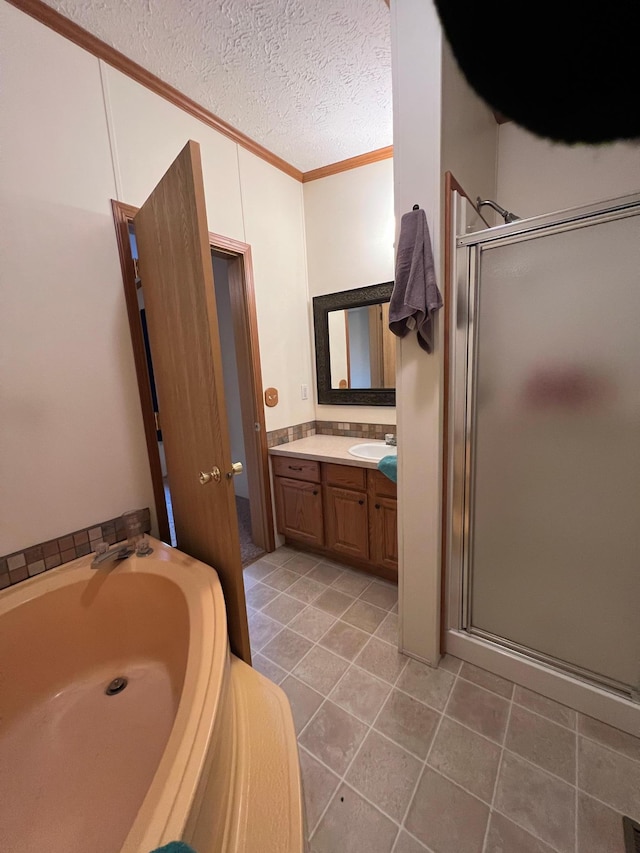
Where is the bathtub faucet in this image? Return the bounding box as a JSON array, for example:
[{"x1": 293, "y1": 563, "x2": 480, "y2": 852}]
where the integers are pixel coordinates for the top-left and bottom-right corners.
[
  {"x1": 91, "y1": 541, "x2": 133, "y2": 568},
  {"x1": 385, "y1": 434, "x2": 397, "y2": 446}
]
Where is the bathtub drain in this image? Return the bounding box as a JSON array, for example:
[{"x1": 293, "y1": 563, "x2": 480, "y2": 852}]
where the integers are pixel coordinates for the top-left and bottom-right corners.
[{"x1": 105, "y1": 676, "x2": 128, "y2": 696}]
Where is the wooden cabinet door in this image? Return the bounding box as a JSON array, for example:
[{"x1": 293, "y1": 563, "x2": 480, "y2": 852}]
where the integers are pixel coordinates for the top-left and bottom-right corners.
[
  {"x1": 134, "y1": 141, "x2": 249, "y2": 662},
  {"x1": 370, "y1": 496, "x2": 398, "y2": 574},
  {"x1": 274, "y1": 477, "x2": 324, "y2": 546},
  {"x1": 324, "y1": 486, "x2": 369, "y2": 560}
]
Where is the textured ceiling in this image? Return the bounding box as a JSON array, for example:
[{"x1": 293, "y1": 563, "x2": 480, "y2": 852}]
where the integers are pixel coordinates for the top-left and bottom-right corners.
[{"x1": 41, "y1": 0, "x2": 392, "y2": 172}]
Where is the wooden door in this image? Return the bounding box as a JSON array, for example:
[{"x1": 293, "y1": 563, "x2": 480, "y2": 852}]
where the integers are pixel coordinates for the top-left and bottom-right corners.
[
  {"x1": 134, "y1": 141, "x2": 250, "y2": 662},
  {"x1": 324, "y1": 486, "x2": 369, "y2": 560},
  {"x1": 274, "y1": 477, "x2": 324, "y2": 546}
]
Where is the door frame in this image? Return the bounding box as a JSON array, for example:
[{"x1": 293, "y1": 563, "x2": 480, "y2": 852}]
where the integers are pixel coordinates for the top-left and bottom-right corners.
[{"x1": 112, "y1": 200, "x2": 275, "y2": 553}]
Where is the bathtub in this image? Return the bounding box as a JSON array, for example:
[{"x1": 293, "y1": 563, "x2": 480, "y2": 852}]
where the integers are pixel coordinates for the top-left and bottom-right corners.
[{"x1": 0, "y1": 538, "x2": 304, "y2": 853}]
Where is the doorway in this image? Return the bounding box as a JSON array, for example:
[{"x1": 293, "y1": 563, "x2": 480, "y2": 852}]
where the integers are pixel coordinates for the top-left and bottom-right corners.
[{"x1": 112, "y1": 200, "x2": 275, "y2": 563}]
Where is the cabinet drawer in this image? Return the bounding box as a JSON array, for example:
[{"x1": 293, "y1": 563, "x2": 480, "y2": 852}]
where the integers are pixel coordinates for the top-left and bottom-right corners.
[
  {"x1": 367, "y1": 468, "x2": 397, "y2": 499},
  {"x1": 272, "y1": 455, "x2": 320, "y2": 483},
  {"x1": 323, "y1": 462, "x2": 366, "y2": 491}
]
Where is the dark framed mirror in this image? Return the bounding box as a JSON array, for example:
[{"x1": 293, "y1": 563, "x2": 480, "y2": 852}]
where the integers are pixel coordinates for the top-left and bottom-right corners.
[{"x1": 313, "y1": 282, "x2": 396, "y2": 406}]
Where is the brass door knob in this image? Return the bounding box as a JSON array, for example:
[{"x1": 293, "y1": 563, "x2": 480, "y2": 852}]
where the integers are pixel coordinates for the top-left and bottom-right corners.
[
  {"x1": 227, "y1": 461, "x2": 244, "y2": 479},
  {"x1": 199, "y1": 466, "x2": 221, "y2": 485}
]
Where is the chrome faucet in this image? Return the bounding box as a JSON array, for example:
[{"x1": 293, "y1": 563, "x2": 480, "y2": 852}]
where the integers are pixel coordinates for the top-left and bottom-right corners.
[
  {"x1": 91, "y1": 541, "x2": 133, "y2": 568},
  {"x1": 385, "y1": 433, "x2": 397, "y2": 446}
]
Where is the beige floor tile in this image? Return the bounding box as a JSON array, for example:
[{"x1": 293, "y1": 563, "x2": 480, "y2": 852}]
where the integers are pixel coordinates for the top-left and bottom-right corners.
[
  {"x1": 342, "y1": 599, "x2": 388, "y2": 633},
  {"x1": 299, "y1": 701, "x2": 368, "y2": 775},
  {"x1": 287, "y1": 576, "x2": 326, "y2": 604},
  {"x1": 244, "y1": 558, "x2": 278, "y2": 580},
  {"x1": 485, "y1": 812, "x2": 556, "y2": 853},
  {"x1": 359, "y1": 581, "x2": 397, "y2": 611},
  {"x1": 299, "y1": 747, "x2": 341, "y2": 832},
  {"x1": 261, "y1": 593, "x2": 305, "y2": 625},
  {"x1": 405, "y1": 767, "x2": 489, "y2": 853},
  {"x1": 329, "y1": 666, "x2": 391, "y2": 724},
  {"x1": 392, "y1": 831, "x2": 429, "y2": 853},
  {"x1": 331, "y1": 570, "x2": 372, "y2": 597},
  {"x1": 578, "y1": 714, "x2": 640, "y2": 763},
  {"x1": 293, "y1": 646, "x2": 349, "y2": 696},
  {"x1": 263, "y1": 567, "x2": 301, "y2": 591},
  {"x1": 375, "y1": 689, "x2": 440, "y2": 759},
  {"x1": 397, "y1": 659, "x2": 455, "y2": 711},
  {"x1": 495, "y1": 751, "x2": 576, "y2": 853},
  {"x1": 438, "y1": 654, "x2": 462, "y2": 675},
  {"x1": 261, "y1": 546, "x2": 296, "y2": 567},
  {"x1": 506, "y1": 703, "x2": 576, "y2": 783},
  {"x1": 307, "y1": 563, "x2": 344, "y2": 586},
  {"x1": 251, "y1": 653, "x2": 287, "y2": 685},
  {"x1": 346, "y1": 730, "x2": 422, "y2": 822},
  {"x1": 356, "y1": 637, "x2": 408, "y2": 685},
  {"x1": 245, "y1": 582, "x2": 280, "y2": 610},
  {"x1": 283, "y1": 552, "x2": 321, "y2": 575},
  {"x1": 513, "y1": 686, "x2": 577, "y2": 729},
  {"x1": 247, "y1": 610, "x2": 282, "y2": 650},
  {"x1": 578, "y1": 737, "x2": 640, "y2": 818},
  {"x1": 577, "y1": 792, "x2": 627, "y2": 853},
  {"x1": 428, "y1": 717, "x2": 501, "y2": 803},
  {"x1": 311, "y1": 783, "x2": 398, "y2": 853},
  {"x1": 374, "y1": 612, "x2": 398, "y2": 645},
  {"x1": 243, "y1": 574, "x2": 259, "y2": 591},
  {"x1": 459, "y1": 662, "x2": 514, "y2": 699},
  {"x1": 288, "y1": 606, "x2": 336, "y2": 642},
  {"x1": 261, "y1": 628, "x2": 314, "y2": 671},
  {"x1": 280, "y1": 676, "x2": 324, "y2": 733},
  {"x1": 313, "y1": 587, "x2": 354, "y2": 617},
  {"x1": 319, "y1": 620, "x2": 370, "y2": 661},
  {"x1": 447, "y1": 678, "x2": 510, "y2": 743}
]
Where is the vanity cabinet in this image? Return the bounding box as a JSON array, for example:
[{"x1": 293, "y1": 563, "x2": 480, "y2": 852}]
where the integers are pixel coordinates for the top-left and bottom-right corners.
[{"x1": 272, "y1": 456, "x2": 397, "y2": 581}]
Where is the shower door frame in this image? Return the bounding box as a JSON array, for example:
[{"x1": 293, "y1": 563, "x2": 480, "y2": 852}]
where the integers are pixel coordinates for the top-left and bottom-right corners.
[{"x1": 445, "y1": 191, "x2": 640, "y2": 736}]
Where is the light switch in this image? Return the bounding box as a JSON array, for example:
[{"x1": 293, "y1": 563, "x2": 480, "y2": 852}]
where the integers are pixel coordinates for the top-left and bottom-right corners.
[{"x1": 301, "y1": 384, "x2": 309, "y2": 400}]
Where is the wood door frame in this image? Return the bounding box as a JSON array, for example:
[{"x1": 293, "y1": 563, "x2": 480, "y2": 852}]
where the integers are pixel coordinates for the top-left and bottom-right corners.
[{"x1": 112, "y1": 200, "x2": 275, "y2": 553}]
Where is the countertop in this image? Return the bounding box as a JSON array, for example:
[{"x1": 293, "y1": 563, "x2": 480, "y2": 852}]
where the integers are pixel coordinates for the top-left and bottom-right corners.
[{"x1": 268, "y1": 434, "x2": 395, "y2": 469}]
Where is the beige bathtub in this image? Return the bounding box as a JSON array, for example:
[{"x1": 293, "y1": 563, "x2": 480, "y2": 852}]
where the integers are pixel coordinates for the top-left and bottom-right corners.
[{"x1": 0, "y1": 538, "x2": 303, "y2": 853}]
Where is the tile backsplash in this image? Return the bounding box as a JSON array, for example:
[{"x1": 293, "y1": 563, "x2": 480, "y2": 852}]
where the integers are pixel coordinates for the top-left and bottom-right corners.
[
  {"x1": 266, "y1": 420, "x2": 395, "y2": 448},
  {"x1": 0, "y1": 508, "x2": 152, "y2": 590}
]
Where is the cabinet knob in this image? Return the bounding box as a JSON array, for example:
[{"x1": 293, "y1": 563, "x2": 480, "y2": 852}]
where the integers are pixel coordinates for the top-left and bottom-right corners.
[
  {"x1": 375, "y1": 503, "x2": 381, "y2": 509},
  {"x1": 313, "y1": 490, "x2": 318, "y2": 496},
  {"x1": 358, "y1": 499, "x2": 364, "y2": 505}
]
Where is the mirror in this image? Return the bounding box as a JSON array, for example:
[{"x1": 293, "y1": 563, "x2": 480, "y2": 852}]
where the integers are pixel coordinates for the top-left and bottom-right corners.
[{"x1": 313, "y1": 282, "x2": 396, "y2": 406}]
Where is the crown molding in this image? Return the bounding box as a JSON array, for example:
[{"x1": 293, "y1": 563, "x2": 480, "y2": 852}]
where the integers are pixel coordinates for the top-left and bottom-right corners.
[
  {"x1": 7, "y1": 0, "x2": 304, "y2": 180},
  {"x1": 302, "y1": 145, "x2": 393, "y2": 183}
]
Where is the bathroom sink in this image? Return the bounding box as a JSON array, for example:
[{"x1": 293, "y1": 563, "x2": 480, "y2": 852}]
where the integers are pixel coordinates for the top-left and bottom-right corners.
[{"x1": 348, "y1": 443, "x2": 397, "y2": 461}]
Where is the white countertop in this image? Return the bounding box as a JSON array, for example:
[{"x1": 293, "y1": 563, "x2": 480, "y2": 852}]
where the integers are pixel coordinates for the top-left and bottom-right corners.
[{"x1": 268, "y1": 434, "x2": 392, "y2": 469}]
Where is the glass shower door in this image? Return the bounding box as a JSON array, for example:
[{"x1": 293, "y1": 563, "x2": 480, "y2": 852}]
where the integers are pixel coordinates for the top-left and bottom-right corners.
[{"x1": 466, "y1": 211, "x2": 640, "y2": 694}]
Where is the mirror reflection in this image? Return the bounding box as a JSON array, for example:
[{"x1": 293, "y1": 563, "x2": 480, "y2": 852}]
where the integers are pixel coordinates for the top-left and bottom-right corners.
[{"x1": 328, "y1": 302, "x2": 396, "y2": 390}]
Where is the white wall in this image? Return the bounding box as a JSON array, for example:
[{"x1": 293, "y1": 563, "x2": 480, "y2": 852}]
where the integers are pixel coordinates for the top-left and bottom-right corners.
[
  {"x1": 497, "y1": 123, "x2": 640, "y2": 218},
  {"x1": 391, "y1": 0, "x2": 444, "y2": 664},
  {"x1": 211, "y1": 257, "x2": 248, "y2": 500},
  {"x1": 0, "y1": 3, "x2": 313, "y2": 555},
  {"x1": 0, "y1": 4, "x2": 154, "y2": 553},
  {"x1": 303, "y1": 159, "x2": 397, "y2": 425},
  {"x1": 441, "y1": 41, "x2": 498, "y2": 219}
]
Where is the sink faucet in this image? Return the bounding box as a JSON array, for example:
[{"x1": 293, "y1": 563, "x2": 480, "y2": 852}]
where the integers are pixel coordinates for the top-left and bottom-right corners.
[
  {"x1": 91, "y1": 541, "x2": 133, "y2": 569},
  {"x1": 385, "y1": 433, "x2": 397, "y2": 446}
]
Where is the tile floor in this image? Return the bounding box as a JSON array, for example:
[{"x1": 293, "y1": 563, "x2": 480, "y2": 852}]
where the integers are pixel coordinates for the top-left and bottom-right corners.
[{"x1": 244, "y1": 546, "x2": 640, "y2": 853}]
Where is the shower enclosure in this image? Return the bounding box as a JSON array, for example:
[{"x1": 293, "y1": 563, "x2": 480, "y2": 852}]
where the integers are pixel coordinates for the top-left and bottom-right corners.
[{"x1": 446, "y1": 190, "x2": 640, "y2": 724}]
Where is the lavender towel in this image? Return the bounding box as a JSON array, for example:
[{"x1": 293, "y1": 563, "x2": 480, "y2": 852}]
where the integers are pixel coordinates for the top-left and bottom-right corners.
[{"x1": 389, "y1": 208, "x2": 442, "y2": 353}]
